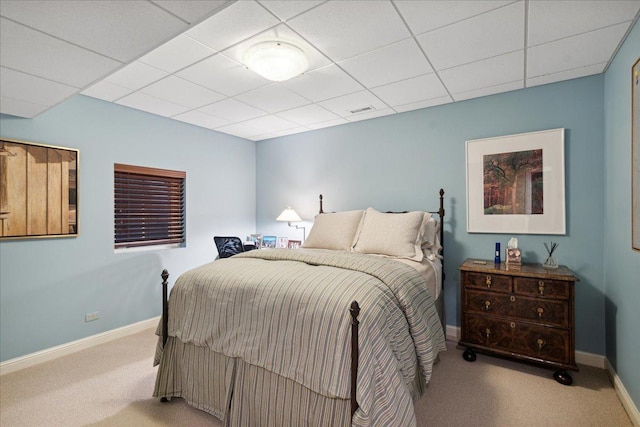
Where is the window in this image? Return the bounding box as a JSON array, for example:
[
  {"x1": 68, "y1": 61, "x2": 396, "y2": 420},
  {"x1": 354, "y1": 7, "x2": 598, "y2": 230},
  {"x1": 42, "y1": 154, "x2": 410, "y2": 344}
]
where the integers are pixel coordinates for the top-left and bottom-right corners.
[{"x1": 114, "y1": 164, "x2": 185, "y2": 249}]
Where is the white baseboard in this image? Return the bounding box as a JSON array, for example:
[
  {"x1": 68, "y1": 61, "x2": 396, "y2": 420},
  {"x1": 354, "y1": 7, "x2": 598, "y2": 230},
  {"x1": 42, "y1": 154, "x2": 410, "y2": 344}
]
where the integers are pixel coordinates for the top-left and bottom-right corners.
[
  {"x1": 606, "y1": 359, "x2": 640, "y2": 426},
  {"x1": 0, "y1": 316, "x2": 159, "y2": 376}
]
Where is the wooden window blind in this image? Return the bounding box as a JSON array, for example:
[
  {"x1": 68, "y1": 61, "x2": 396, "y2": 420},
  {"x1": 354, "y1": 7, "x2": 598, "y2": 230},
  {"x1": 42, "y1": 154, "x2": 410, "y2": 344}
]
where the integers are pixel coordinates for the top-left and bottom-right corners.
[{"x1": 114, "y1": 164, "x2": 185, "y2": 249}]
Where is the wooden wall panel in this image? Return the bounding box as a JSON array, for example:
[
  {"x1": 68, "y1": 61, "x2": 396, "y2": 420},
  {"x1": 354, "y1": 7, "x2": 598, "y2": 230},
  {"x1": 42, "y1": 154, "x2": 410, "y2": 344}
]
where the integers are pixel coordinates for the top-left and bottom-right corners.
[
  {"x1": 47, "y1": 149, "x2": 63, "y2": 234},
  {"x1": 27, "y1": 145, "x2": 48, "y2": 235}
]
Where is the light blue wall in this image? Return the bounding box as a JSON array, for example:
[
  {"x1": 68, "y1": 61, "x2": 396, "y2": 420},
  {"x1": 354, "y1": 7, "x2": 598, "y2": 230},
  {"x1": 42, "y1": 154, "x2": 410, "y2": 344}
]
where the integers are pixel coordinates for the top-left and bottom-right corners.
[
  {"x1": 256, "y1": 75, "x2": 606, "y2": 356},
  {"x1": 0, "y1": 95, "x2": 256, "y2": 362},
  {"x1": 604, "y1": 20, "x2": 640, "y2": 409}
]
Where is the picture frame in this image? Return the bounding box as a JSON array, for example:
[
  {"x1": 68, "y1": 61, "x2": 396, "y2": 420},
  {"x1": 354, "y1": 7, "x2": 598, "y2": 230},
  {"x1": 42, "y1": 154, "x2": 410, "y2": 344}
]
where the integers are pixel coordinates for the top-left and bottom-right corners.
[
  {"x1": 1, "y1": 138, "x2": 78, "y2": 240},
  {"x1": 262, "y1": 235, "x2": 277, "y2": 249},
  {"x1": 288, "y1": 239, "x2": 301, "y2": 249},
  {"x1": 277, "y1": 236, "x2": 288, "y2": 248},
  {"x1": 632, "y1": 57, "x2": 640, "y2": 251},
  {"x1": 466, "y1": 128, "x2": 565, "y2": 235},
  {"x1": 250, "y1": 233, "x2": 263, "y2": 249}
]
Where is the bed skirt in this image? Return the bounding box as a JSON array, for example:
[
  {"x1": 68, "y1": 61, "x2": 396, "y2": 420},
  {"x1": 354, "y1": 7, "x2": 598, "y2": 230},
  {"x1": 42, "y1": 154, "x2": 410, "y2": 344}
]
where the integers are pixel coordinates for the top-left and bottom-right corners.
[{"x1": 153, "y1": 292, "x2": 444, "y2": 426}]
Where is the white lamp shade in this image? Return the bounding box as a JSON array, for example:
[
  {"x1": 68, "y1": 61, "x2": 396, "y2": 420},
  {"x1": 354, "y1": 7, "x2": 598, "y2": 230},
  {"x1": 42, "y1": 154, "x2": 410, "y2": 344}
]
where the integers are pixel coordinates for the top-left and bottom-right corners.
[
  {"x1": 277, "y1": 207, "x2": 302, "y2": 222},
  {"x1": 244, "y1": 41, "x2": 309, "y2": 82}
]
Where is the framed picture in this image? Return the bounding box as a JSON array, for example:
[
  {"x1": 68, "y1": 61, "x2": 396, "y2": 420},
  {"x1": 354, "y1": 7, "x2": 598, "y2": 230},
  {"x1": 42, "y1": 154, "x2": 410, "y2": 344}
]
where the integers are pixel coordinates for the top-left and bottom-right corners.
[
  {"x1": 250, "y1": 233, "x2": 263, "y2": 248},
  {"x1": 262, "y1": 235, "x2": 277, "y2": 248},
  {"x1": 632, "y1": 57, "x2": 640, "y2": 251},
  {"x1": 288, "y1": 239, "x2": 301, "y2": 249},
  {"x1": 277, "y1": 236, "x2": 288, "y2": 248},
  {"x1": 1, "y1": 138, "x2": 78, "y2": 240},
  {"x1": 466, "y1": 128, "x2": 565, "y2": 234}
]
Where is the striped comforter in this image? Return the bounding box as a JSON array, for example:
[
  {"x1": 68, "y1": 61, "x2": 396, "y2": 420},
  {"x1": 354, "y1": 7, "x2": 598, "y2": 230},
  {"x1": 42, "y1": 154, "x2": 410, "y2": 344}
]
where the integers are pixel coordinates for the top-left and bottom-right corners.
[{"x1": 155, "y1": 249, "x2": 446, "y2": 426}]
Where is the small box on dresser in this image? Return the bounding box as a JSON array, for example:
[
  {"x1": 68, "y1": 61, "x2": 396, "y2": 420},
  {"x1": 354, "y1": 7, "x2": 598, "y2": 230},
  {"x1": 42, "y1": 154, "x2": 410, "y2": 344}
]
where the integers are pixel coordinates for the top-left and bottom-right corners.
[{"x1": 458, "y1": 258, "x2": 579, "y2": 385}]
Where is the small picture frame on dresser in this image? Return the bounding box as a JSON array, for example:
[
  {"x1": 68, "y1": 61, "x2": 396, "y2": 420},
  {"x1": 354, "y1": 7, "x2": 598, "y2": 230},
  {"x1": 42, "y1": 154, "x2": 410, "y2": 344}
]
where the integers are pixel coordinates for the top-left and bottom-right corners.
[
  {"x1": 506, "y1": 247, "x2": 522, "y2": 265},
  {"x1": 288, "y1": 240, "x2": 301, "y2": 249}
]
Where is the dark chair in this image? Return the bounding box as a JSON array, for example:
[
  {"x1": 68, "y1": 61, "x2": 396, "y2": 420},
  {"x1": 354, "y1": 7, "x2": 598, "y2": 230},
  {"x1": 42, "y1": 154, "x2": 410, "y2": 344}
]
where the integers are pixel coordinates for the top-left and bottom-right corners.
[{"x1": 214, "y1": 236, "x2": 245, "y2": 259}]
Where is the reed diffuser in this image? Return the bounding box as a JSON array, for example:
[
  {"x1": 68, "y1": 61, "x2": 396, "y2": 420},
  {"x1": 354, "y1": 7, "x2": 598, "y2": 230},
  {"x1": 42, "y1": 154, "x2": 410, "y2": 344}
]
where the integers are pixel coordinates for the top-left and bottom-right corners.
[{"x1": 543, "y1": 241, "x2": 559, "y2": 269}]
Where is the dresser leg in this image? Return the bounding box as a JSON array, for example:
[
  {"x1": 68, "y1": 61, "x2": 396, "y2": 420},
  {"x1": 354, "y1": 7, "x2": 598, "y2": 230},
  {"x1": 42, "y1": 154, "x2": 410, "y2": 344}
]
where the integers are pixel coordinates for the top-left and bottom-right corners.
[
  {"x1": 462, "y1": 347, "x2": 477, "y2": 362},
  {"x1": 553, "y1": 370, "x2": 573, "y2": 385}
]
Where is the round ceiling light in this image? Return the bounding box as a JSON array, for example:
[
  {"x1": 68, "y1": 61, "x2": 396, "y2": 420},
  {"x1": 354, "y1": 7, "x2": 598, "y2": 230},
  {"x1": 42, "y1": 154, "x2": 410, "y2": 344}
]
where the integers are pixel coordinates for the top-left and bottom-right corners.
[{"x1": 243, "y1": 41, "x2": 309, "y2": 82}]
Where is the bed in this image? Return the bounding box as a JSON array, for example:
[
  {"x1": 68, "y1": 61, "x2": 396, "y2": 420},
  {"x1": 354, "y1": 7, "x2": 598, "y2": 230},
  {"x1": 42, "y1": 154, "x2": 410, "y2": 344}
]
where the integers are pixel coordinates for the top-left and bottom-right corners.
[{"x1": 153, "y1": 190, "x2": 447, "y2": 426}]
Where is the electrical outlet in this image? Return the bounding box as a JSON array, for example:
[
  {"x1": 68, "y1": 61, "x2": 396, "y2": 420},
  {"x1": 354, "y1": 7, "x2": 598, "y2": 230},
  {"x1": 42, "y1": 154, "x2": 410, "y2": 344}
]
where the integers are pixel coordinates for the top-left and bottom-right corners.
[{"x1": 85, "y1": 312, "x2": 99, "y2": 322}]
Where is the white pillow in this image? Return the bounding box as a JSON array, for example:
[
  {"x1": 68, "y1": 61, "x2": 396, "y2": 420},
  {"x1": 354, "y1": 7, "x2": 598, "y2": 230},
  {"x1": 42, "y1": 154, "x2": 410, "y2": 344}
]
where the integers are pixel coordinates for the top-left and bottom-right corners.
[
  {"x1": 353, "y1": 208, "x2": 428, "y2": 261},
  {"x1": 422, "y1": 216, "x2": 441, "y2": 254},
  {"x1": 302, "y1": 210, "x2": 365, "y2": 250}
]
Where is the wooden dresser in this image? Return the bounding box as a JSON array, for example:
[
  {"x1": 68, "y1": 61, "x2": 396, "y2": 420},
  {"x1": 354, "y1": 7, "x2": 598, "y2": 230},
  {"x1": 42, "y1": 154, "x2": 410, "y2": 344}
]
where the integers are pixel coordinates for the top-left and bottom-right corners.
[{"x1": 458, "y1": 258, "x2": 579, "y2": 385}]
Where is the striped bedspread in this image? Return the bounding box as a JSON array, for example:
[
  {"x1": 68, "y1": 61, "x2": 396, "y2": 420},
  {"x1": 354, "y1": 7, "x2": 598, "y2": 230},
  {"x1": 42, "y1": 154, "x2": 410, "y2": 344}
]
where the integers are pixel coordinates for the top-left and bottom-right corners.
[{"x1": 156, "y1": 248, "x2": 446, "y2": 426}]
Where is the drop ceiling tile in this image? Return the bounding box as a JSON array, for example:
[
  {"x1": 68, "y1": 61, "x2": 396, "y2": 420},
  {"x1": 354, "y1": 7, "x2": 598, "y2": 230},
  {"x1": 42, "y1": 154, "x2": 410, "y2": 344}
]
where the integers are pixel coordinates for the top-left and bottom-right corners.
[
  {"x1": 116, "y1": 92, "x2": 190, "y2": 117},
  {"x1": 276, "y1": 104, "x2": 341, "y2": 126},
  {"x1": 214, "y1": 122, "x2": 263, "y2": 139},
  {"x1": 177, "y1": 54, "x2": 269, "y2": 97},
  {"x1": 0, "y1": 18, "x2": 121, "y2": 88},
  {"x1": 306, "y1": 117, "x2": 349, "y2": 130},
  {"x1": 527, "y1": 63, "x2": 606, "y2": 88},
  {"x1": 104, "y1": 61, "x2": 168, "y2": 91},
  {"x1": 528, "y1": 0, "x2": 640, "y2": 47},
  {"x1": 0, "y1": 0, "x2": 188, "y2": 62},
  {"x1": 339, "y1": 38, "x2": 433, "y2": 88},
  {"x1": 0, "y1": 96, "x2": 50, "y2": 118},
  {"x1": 252, "y1": 126, "x2": 310, "y2": 141},
  {"x1": 235, "y1": 84, "x2": 310, "y2": 113},
  {"x1": 185, "y1": 0, "x2": 279, "y2": 52},
  {"x1": 395, "y1": 0, "x2": 513, "y2": 35},
  {"x1": 287, "y1": 1, "x2": 411, "y2": 62},
  {"x1": 439, "y1": 50, "x2": 523, "y2": 94},
  {"x1": 150, "y1": 0, "x2": 229, "y2": 24},
  {"x1": 370, "y1": 74, "x2": 448, "y2": 107},
  {"x1": 221, "y1": 23, "x2": 331, "y2": 72},
  {"x1": 258, "y1": 0, "x2": 324, "y2": 21},
  {"x1": 242, "y1": 115, "x2": 299, "y2": 133},
  {"x1": 346, "y1": 107, "x2": 395, "y2": 122},
  {"x1": 198, "y1": 98, "x2": 267, "y2": 122},
  {"x1": 416, "y1": 1, "x2": 524, "y2": 71},
  {"x1": 318, "y1": 90, "x2": 389, "y2": 117},
  {"x1": 0, "y1": 67, "x2": 77, "y2": 109},
  {"x1": 81, "y1": 81, "x2": 132, "y2": 102},
  {"x1": 528, "y1": 23, "x2": 629, "y2": 78},
  {"x1": 393, "y1": 96, "x2": 453, "y2": 113},
  {"x1": 281, "y1": 64, "x2": 363, "y2": 102},
  {"x1": 173, "y1": 110, "x2": 230, "y2": 129},
  {"x1": 138, "y1": 35, "x2": 216, "y2": 74},
  {"x1": 140, "y1": 76, "x2": 225, "y2": 109},
  {"x1": 453, "y1": 80, "x2": 523, "y2": 101}
]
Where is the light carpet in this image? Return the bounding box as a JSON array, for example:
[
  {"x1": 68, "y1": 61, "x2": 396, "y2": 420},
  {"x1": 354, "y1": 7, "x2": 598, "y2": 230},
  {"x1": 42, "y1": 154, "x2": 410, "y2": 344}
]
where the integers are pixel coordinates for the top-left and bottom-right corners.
[{"x1": 0, "y1": 328, "x2": 632, "y2": 426}]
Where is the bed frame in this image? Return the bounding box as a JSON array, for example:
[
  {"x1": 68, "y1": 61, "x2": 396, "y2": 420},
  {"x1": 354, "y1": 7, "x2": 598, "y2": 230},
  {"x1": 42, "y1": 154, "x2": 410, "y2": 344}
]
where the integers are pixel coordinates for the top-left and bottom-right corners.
[{"x1": 160, "y1": 188, "x2": 445, "y2": 418}]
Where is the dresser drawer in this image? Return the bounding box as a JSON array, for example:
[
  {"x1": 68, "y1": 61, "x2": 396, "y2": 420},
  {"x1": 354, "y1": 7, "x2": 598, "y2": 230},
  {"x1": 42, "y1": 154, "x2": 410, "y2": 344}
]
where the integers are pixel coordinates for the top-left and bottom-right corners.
[
  {"x1": 464, "y1": 272, "x2": 512, "y2": 293},
  {"x1": 463, "y1": 314, "x2": 571, "y2": 365},
  {"x1": 464, "y1": 290, "x2": 569, "y2": 327},
  {"x1": 514, "y1": 277, "x2": 569, "y2": 299}
]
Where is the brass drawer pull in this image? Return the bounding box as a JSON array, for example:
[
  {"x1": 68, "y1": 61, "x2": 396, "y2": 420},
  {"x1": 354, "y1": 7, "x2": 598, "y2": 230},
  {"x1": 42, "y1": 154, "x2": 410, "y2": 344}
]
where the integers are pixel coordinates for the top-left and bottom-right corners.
[
  {"x1": 537, "y1": 307, "x2": 544, "y2": 318},
  {"x1": 485, "y1": 328, "x2": 491, "y2": 339},
  {"x1": 537, "y1": 338, "x2": 545, "y2": 350},
  {"x1": 485, "y1": 275, "x2": 492, "y2": 287},
  {"x1": 510, "y1": 296, "x2": 516, "y2": 302},
  {"x1": 510, "y1": 322, "x2": 516, "y2": 329},
  {"x1": 484, "y1": 300, "x2": 491, "y2": 310},
  {"x1": 538, "y1": 280, "x2": 545, "y2": 295}
]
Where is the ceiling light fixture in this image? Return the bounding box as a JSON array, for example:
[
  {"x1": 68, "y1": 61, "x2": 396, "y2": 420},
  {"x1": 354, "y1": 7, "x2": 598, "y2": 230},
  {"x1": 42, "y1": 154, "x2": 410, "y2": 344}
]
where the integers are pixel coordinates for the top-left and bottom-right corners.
[{"x1": 244, "y1": 41, "x2": 309, "y2": 82}]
